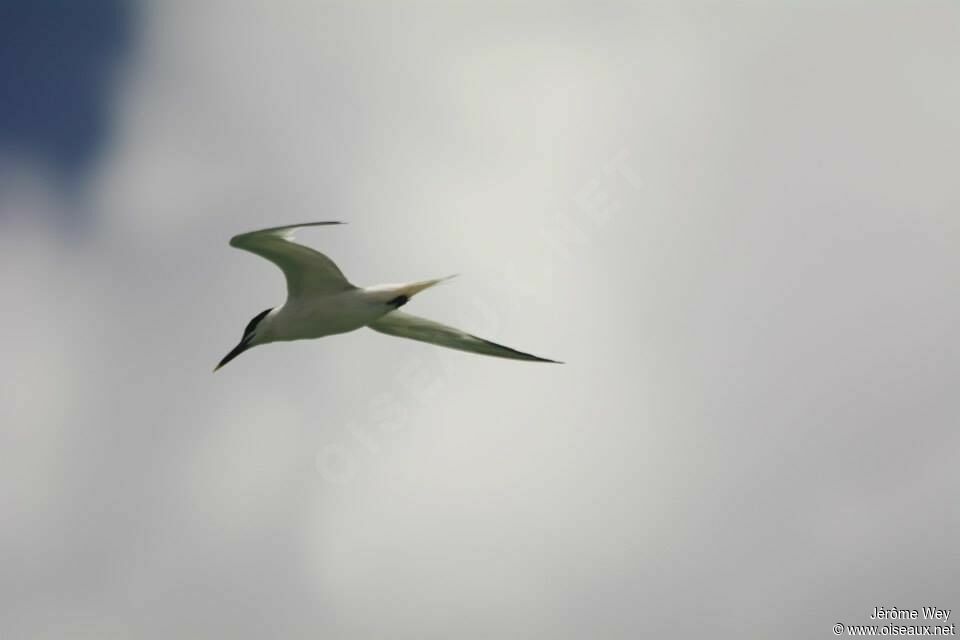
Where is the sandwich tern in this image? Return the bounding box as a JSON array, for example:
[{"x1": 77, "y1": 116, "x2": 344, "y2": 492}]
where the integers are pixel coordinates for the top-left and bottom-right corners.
[{"x1": 215, "y1": 222, "x2": 560, "y2": 370}]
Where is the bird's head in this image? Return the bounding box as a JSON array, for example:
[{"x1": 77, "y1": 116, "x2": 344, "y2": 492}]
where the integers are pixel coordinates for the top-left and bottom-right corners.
[{"x1": 214, "y1": 307, "x2": 273, "y2": 372}]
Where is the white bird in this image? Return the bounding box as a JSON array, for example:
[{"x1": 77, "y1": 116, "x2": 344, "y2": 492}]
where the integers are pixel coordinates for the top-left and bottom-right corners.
[{"x1": 215, "y1": 222, "x2": 561, "y2": 370}]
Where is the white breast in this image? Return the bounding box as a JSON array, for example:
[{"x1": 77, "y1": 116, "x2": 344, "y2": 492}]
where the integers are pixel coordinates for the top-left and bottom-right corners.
[{"x1": 267, "y1": 289, "x2": 389, "y2": 341}]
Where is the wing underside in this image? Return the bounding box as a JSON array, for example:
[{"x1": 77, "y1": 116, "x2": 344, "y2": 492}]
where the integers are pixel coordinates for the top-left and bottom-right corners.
[
  {"x1": 367, "y1": 310, "x2": 560, "y2": 363},
  {"x1": 229, "y1": 221, "x2": 353, "y2": 298}
]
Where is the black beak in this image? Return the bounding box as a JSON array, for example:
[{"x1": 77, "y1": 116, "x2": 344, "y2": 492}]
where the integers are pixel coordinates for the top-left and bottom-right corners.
[{"x1": 214, "y1": 340, "x2": 250, "y2": 372}]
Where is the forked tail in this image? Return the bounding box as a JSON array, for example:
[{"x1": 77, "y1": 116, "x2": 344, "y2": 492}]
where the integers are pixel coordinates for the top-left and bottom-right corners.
[
  {"x1": 368, "y1": 274, "x2": 458, "y2": 308},
  {"x1": 399, "y1": 274, "x2": 457, "y2": 297}
]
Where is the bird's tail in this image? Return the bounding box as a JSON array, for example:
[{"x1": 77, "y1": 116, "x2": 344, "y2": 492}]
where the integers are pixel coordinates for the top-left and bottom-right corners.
[
  {"x1": 399, "y1": 274, "x2": 457, "y2": 298},
  {"x1": 366, "y1": 274, "x2": 458, "y2": 307}
]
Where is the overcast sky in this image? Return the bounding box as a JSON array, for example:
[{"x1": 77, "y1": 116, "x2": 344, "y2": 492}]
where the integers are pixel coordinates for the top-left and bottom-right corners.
[{"x1": 2, "y1": 2, "x2": 959, "y2": 638}]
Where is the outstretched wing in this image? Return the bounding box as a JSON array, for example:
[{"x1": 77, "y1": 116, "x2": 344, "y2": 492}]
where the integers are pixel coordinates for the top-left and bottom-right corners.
[
  {"x1": 229, "y1": 222, "x2": 354, "y2": 299},
  {"x1": 367, "y1": 310, "x2": 561, "y2": 363}
]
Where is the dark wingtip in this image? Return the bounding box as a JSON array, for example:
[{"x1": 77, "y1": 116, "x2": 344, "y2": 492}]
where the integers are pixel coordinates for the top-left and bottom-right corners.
[
  {"x1": 272, "y1": 220, "x2": 346, "y2": 230},
  {"x1": 521, "y1": 352, "x2": 564, "y2": 364},
  {"x1": 474, "y1": 335, "x2": 563, "y2": 364}
]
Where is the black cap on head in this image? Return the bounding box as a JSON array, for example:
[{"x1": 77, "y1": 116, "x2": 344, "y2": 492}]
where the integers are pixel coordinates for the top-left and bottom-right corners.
[{"x1": 214, "y1": 308, "x2": 272, "y2": 372}]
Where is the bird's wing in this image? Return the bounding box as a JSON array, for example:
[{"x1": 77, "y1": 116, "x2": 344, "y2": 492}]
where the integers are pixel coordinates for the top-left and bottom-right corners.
[
  {"x1": 367, "y1": 310, "x2": 561, "y2": 363},
  {"x1": 229, "y1": 222, "x2": 354, "y2": 298}
]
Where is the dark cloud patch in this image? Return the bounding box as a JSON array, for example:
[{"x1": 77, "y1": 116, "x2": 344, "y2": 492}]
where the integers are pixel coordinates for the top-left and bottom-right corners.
[{"x1": 0, "y1": 3, "x2": 137, "y2": 202}]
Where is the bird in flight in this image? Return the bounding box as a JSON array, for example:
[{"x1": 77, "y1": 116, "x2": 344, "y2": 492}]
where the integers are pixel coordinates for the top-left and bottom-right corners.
[{"x1": 215, "y1": 222, "x2": 561, "y2": 371}]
